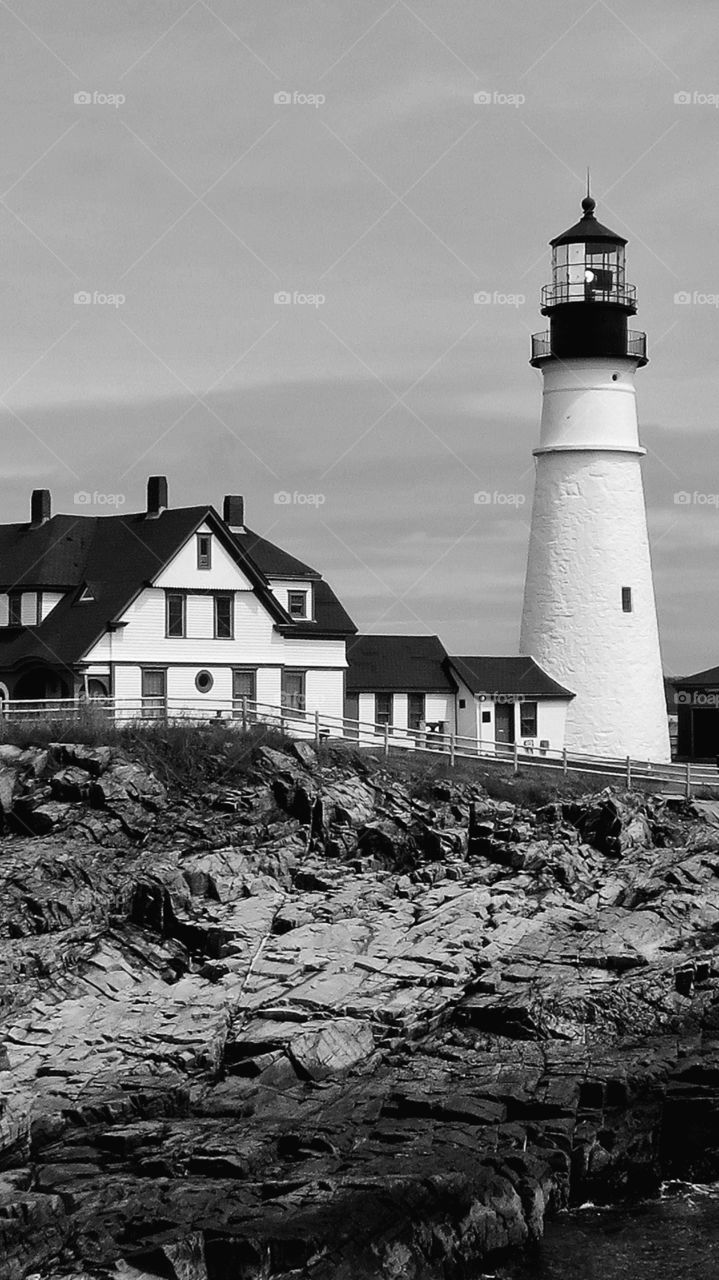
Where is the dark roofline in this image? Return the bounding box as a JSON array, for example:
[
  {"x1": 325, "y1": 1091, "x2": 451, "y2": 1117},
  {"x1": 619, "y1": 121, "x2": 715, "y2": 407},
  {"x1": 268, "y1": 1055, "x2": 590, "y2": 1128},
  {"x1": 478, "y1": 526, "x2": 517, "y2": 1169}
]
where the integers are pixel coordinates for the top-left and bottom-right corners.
[
  {"x1": 674, "y1": 666, "x2": 719, "y2": 688},
  {"x1": 448, "y1": 655, "x2": 575, "y2": 700}
]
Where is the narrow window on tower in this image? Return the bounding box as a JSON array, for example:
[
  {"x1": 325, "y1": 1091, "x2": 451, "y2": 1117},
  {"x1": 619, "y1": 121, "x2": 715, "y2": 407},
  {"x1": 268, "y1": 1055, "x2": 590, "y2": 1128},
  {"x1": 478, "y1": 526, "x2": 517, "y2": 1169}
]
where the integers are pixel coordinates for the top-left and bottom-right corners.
[{"x1": 622, "y1": 587, "x2": 633, "y2": 613}]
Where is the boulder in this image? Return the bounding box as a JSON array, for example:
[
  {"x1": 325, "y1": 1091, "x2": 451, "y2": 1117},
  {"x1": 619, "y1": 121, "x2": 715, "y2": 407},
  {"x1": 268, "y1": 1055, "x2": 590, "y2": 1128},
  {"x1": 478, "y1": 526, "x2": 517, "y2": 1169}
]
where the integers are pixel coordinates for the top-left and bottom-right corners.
[{"x1": 287, "y1": 1018, "x2": 374, "y2": 1080}]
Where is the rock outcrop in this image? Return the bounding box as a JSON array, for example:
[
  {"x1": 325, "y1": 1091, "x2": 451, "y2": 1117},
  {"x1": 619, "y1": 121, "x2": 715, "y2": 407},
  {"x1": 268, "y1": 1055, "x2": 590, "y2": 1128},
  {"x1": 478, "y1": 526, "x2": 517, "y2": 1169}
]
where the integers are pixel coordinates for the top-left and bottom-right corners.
[{"x1": 1, "y1": 737, "x2": 719, "y2": 1278}]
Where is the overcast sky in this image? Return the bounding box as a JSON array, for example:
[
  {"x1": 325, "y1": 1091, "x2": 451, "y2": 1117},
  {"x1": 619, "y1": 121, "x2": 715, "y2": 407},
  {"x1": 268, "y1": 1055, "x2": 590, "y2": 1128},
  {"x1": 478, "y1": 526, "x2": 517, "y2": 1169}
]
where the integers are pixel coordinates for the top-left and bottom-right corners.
[{"x1": 1, "y1": 0, "x2": 718, "y2": 674}]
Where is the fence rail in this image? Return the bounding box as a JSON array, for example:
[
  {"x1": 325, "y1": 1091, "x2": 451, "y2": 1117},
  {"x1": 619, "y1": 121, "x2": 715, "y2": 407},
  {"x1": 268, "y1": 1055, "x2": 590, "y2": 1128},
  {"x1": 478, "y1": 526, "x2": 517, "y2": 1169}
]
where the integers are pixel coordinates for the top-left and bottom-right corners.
[{"x1": 0, "y1": 694, "x2": 716, "y2": 797}]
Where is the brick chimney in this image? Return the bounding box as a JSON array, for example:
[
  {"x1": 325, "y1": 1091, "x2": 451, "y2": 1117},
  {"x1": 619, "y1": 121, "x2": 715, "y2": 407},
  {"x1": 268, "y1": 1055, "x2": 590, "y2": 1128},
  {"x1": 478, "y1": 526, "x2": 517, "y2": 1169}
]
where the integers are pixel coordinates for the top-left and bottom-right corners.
[
  {"x1": 146, "y1": 476, "x2": 168, "y2": 518},
  {"x1": 223, "y1": 495, "x2": 245, "y2": 530},
  {"x1": 30, "y1": 489, "x2": 51, "y2": 527}
]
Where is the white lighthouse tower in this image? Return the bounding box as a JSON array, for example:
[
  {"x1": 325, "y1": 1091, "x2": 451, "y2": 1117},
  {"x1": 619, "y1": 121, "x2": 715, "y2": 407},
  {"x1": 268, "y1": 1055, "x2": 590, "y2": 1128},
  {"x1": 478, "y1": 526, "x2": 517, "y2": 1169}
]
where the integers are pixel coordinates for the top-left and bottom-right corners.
[{"x1": 520, "y1": 193, "x2": 670, "y2": 763}]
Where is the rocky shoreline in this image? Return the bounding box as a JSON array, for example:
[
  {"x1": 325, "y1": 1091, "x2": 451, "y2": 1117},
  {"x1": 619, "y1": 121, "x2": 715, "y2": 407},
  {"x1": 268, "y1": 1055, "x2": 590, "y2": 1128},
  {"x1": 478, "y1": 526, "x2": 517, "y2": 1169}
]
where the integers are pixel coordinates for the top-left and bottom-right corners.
[{"x1": 2, "y1": 734, "x2": 719, "y2": 1278}]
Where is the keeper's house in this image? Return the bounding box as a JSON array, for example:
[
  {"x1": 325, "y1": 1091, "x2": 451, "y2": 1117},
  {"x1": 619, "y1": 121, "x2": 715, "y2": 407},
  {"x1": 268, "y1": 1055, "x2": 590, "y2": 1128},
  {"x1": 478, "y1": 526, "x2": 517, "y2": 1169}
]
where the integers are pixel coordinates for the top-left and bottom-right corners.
[{"x1": 0, "y1": 478, "x2": 356, "y2": 716}]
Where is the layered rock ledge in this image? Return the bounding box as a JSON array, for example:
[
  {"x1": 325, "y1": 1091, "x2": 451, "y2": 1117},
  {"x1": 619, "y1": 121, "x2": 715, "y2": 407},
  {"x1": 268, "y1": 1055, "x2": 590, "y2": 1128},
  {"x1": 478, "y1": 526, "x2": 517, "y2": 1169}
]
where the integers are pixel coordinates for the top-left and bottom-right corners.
[{"x1": 2, "y1": 735, "x2": 719, "y2": 1278}]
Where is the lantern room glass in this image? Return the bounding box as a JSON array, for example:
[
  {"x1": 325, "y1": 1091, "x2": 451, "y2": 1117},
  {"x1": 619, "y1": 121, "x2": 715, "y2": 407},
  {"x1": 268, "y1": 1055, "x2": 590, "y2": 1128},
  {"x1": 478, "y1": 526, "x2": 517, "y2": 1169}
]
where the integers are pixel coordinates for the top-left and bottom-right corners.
[{"x1": 544, "y1": 240, "x2": 634, "y2": 306}]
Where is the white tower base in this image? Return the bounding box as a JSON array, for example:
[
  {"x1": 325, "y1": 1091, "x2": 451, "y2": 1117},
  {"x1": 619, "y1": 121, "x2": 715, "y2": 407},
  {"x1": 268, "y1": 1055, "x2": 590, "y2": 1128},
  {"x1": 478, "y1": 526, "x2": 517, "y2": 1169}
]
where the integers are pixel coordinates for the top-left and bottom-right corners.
[{"x1": 520, "y1": 357, "x2": 670, "y2": 763}]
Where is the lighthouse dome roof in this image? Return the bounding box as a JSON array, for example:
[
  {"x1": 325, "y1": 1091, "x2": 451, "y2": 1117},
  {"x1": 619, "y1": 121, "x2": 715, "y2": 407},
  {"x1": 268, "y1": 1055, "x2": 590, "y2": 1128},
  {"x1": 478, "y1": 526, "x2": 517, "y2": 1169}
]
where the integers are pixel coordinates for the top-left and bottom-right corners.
[{"x1": 550, "y1": 196, "x2": 627, "y2": 248}]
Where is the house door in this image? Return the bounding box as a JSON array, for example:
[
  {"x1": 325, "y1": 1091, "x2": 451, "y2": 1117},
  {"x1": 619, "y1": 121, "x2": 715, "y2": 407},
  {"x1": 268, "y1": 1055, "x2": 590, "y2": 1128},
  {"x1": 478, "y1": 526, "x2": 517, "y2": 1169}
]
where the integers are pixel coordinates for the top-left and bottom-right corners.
[
  {"x1": 345, "y1": 692, "x2": 359, "y2": 740},
  {"x1": 232, "y1": 669, "x2": 257, "y2": 721},
  {"x1": 141, "y1": 668, "x2": 166, "y2": 719},
  {"x1": 494, "y1": 702, "x2": 515, "y2": 752}
]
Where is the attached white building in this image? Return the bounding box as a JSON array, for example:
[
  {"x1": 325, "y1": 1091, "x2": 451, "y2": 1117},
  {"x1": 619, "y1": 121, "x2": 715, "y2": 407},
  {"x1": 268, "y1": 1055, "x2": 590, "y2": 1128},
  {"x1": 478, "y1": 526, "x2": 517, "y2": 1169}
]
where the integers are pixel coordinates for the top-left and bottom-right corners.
[
  {"x1": 345, "y1": 636, "x2": 574, "y2": 754},
  {"x1": 345, "y1": 634, "x2": 455, "y2": 746},
  {"x1": 0, "y1": 479, "x2": 356, "y2": 717},
  {"x1": 448, "y1": 656, "x2": 574, "y2": 756}
]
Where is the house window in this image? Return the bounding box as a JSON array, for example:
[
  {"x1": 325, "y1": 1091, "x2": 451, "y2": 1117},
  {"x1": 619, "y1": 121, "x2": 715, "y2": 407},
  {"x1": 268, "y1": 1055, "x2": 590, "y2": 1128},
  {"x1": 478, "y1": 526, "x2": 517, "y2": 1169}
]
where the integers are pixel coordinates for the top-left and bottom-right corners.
[
  {"x1": 8, "y1": 593, "x2": 21, "y2": 626},
  {"x1": 195, "y1": 669, "x2": 214, "y2": 694},
  {"x1": 141, "y1": 668, "x2": 166, "y2": 719},
  {"x1": 233, "y1": 668, "x2": 257, "y2": 718},
  {"x1": 408, "y1": 693, "x2": 425, "y2": 732},
  {"x1": 481, "y1": 710, "x2": 491, "y2": 723},
  {"x1": 375, "y1": 693, "x2": 393, "y2": 727},
  {"x1": 166, "y1": 592, "x2": 186, "y2": 638},
  {"x1": 288, "y1": 590, "x2": 308, "y2": 618},
  {"x1": 622, "y1": 586, "x2": 632, "y2": 613},
  {"x1": 281, "y1": 669, "x2": 305, "y2": 714},
  {"x1": 213, "y1": 593, "x2": 233, "y2": 638},
  {"x1": 520, "y1": 701, "x2": 538, "y2": 737},
  {"x1": 197, "y1": 533, "x2": 212, "y2": 570}
]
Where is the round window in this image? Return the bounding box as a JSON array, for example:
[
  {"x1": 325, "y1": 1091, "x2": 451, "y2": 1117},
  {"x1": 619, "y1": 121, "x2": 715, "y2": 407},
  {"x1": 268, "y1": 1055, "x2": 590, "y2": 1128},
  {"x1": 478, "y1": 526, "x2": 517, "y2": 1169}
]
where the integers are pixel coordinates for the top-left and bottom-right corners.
[{"x1": 195, "y1": 670, "x2": 214, "y2": 694}]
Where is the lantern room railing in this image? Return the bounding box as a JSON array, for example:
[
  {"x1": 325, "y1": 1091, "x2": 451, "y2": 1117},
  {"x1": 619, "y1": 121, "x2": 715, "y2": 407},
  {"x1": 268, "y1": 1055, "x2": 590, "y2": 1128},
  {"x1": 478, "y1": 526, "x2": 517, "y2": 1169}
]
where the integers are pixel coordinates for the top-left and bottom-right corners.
[
  {"x1": 541, "y1": 281, "x2": 637, "y2": 308},
  {"x1": 531, "y1": 329, "x2": 647, "y2": 362}
]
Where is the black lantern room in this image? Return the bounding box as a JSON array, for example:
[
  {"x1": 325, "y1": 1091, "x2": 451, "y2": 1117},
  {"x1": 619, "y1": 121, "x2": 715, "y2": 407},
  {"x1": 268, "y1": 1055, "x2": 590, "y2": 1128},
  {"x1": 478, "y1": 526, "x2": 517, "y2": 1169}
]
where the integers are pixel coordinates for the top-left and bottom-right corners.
[{"x1": 530, "y1": 196, "x2": 647, "y2": 367}]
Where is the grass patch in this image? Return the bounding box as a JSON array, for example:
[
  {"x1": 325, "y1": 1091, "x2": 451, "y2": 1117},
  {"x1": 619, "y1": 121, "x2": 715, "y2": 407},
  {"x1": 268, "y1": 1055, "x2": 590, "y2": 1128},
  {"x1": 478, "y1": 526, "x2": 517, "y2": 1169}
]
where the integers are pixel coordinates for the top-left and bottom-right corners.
[
  {"x1": 0, "y1": 713, "x2": 293, "y2": 794},
  {"x1": 333, "y1": 742, "x2": 688, "y2": 807},
  {"x1": 123, "y1": 720, "x2": 293, "y2": 792},
  {"x1": 0, "y1": 705, "x2": 119, "y2": 749}
]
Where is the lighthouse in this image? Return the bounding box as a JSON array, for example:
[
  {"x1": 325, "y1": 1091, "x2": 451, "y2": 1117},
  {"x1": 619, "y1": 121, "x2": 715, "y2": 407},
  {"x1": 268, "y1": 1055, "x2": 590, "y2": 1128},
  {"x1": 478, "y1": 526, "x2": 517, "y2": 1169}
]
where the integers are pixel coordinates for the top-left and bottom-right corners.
[{"x1": 520, "y1": 193, "x2": 670, "y2": 763}]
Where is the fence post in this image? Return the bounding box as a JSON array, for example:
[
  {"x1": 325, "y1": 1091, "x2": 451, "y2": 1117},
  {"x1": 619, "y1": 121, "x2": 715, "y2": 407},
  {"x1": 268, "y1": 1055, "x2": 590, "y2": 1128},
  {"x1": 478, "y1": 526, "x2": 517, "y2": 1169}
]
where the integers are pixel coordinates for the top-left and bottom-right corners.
[
  {"x1": 314, "y1": 709, "x2": 320, "y2": 747},
  {"x1": 450, "y1": 733, "x2": 456, "y2": 767},
  {"x1": 241, "y1": 696, "x2": 248, "y2": 732},
  {"x1": 383, "y1": 723, "x2": 390, "y2": 758},
  {"x1": 562, "y1": 747, "x2": 568, "y2": 775},
  {"x1": 685, "y1": 760, "x2": 692, "y2": 799},
  {"x1": 626, "y1": 756, "x2": 631, "y2": 788},
  {"x1": 513, "y1": 742, "x2": 519, "y2": 774}
]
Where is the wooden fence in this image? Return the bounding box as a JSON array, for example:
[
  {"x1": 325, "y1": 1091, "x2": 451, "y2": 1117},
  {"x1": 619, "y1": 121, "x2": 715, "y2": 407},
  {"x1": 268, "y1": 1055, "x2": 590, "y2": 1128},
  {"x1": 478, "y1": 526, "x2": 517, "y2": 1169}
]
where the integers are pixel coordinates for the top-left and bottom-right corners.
[{"x1": 0, "y1": 694, "x2": 716, "y2": 798}]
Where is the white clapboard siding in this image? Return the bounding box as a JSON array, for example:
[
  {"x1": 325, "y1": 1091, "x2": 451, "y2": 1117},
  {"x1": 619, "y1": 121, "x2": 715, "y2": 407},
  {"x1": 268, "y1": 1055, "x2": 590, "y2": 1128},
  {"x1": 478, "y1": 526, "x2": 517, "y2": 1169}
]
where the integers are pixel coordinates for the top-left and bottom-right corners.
[
  {"x1": 279, "y1": 638, "x2": 347, "y2": 668},
  {"x1": 534, "y1": 701, "x2": 569, "y2": 751},
  {"x1": 267, "y1": 579, "x2": 314, "y2": 617},
  {"x1": 305, "y1": 669, "x2": 344, "y2": 718},
  {"x1": 113, "y1": 665, "x2": 142, "y2": 700},
  {"x1": 85, "y1": 588, "x2": 278, "y2": 664},
  {"x1": 154, "y1": 522, "x2": 254, "y2": 591},
  {"x1": 167, "y1": 665, "x2": 233, "y2": 705},
  {"x1": 256, "y1": 667, "x2": 282, "y2": 705}
]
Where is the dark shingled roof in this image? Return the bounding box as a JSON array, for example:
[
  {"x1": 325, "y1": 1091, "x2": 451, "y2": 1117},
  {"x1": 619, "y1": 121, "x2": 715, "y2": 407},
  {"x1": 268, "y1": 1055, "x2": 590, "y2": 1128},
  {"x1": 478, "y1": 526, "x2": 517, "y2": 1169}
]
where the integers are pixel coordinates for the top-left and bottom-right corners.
[
  {"x1": 550, "y1": 198, "x2": 626, "y2": 248},
  {"x1": 0, "y1": 506, "x2": 354, "y2": 672},
  {"x1": 346, "y1": 635, "x2": 454, "y2": 693},
  {"x1": 231, "y1": 528, "x2": 319, "y2": 580},
  {"x1": 232, "y1": 527, "x2": 356, "y2": 636},
  {"x1": 674, "y1": 666, "x2": 719, "y2": 688},
  {"x1": 449, "y1": 656, "x2": 574, "y2": 699}
]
